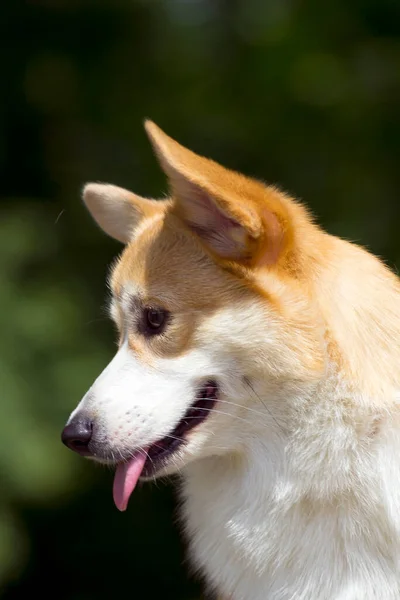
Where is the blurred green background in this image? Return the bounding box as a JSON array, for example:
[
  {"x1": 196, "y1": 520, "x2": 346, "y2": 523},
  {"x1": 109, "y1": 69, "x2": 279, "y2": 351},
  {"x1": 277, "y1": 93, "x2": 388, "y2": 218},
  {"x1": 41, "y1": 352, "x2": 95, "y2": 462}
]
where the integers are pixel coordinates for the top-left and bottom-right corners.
[{"x1": 1, "y1": 0, "x2": 399, "y2": 598}]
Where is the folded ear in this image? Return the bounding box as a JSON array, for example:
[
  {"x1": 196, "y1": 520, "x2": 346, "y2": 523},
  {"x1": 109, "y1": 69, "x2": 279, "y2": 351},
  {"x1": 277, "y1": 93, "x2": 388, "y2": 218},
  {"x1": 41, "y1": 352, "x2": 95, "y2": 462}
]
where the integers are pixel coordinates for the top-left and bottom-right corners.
[
  {"x1": 82, "y1": 183, "x2": 164, "y2": 243},
  {"x1": 144, "y1": 121, "x2": 295, "y2": 266}
]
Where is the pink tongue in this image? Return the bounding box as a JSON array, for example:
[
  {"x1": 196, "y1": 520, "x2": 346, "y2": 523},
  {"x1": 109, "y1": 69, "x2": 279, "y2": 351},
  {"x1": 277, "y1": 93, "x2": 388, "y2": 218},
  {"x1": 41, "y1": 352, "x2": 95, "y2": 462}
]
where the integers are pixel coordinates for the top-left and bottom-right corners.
[{"x1": 113, "y1": 452, "x2": 147, "y2": 511}]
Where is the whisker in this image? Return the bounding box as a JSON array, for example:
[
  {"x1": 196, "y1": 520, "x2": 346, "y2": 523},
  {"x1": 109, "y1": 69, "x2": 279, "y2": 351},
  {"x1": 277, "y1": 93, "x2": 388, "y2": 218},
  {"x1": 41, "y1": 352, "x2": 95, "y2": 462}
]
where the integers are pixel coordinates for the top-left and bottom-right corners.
[
  {"x1": 160, "y1": 433, "x2": 185, "y2": 443},
  {"x1": 54, "y1": 208, "x2": 65, "y2": 224},
  {"x1": 85, "y1": 317, "x2": 110, "y2": 326},
  {"x1": 181, "y1": 407, "x2": 256, "y2": 426},
  {"x1": 245, "y1": 379, "x2": 287, "y2": 434},
  {"x1": 196, "y1": 397, "x2": 270, "y2": 420}
]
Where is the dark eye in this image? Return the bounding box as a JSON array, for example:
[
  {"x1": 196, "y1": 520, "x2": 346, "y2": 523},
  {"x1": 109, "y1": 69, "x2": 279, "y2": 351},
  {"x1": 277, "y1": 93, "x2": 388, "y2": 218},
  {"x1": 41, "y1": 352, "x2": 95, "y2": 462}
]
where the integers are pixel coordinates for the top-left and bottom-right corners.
[{"x1": 142, "y1": 307, "x2": 169, "y2": 336}]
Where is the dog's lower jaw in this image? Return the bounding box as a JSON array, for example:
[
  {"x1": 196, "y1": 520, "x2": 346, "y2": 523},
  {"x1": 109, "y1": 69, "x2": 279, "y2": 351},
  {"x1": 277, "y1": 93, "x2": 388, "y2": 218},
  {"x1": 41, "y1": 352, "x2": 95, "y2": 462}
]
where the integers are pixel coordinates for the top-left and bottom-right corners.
[{"x1": 180, "y1": 430, "x2": 400, "y2": 600}]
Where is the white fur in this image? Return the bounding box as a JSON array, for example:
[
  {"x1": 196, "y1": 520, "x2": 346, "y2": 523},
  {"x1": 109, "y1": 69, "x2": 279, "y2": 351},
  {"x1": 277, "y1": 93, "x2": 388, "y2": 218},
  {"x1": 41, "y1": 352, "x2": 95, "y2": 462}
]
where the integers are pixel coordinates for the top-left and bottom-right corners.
[
  {"x1": 67, "y1": 293, "x2": 400, "y2": 599},
  {"x1": 183, "y1": 381, "x2": 400, "y2": 599}
]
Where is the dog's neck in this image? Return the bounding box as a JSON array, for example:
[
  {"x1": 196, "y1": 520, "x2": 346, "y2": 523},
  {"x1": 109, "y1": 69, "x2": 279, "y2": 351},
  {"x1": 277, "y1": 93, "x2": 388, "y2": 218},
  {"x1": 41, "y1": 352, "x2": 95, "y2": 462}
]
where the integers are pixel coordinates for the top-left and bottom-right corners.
[{"x1": 180, "y1": 388, "x2": 400, "y2": 599}]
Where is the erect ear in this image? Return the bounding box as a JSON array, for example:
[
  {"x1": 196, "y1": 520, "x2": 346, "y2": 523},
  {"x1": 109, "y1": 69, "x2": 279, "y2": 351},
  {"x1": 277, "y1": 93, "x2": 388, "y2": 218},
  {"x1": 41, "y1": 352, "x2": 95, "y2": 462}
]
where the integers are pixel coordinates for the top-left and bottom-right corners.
[
  {"x1": 82, "y1": 183, "x2": 164, "y2": 243},
  {"x1": 144, "y1": 120, "x2": 295, "y2": 266}
]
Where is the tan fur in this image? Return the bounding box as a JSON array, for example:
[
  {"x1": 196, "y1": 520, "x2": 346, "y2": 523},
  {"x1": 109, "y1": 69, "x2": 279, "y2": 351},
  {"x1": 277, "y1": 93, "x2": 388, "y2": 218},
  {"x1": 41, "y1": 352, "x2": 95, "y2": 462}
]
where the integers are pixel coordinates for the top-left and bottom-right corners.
[
  {"x1": 110, "y1": 212, "x2": 256, "y2": 360},
  {"x1": 104, "y1": 122, "x2": 400, "y2": 402},
  {"x1": 108, "y1": 199, "x2": 325, "y2": 381}
]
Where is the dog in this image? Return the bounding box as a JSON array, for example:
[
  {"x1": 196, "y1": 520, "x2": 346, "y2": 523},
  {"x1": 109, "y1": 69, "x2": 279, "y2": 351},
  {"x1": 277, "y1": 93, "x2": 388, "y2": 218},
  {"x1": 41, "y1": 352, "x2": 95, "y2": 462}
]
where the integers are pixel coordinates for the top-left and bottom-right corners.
[{"x1": 62, "y1": 121, "x2": 400, "y2": 599}]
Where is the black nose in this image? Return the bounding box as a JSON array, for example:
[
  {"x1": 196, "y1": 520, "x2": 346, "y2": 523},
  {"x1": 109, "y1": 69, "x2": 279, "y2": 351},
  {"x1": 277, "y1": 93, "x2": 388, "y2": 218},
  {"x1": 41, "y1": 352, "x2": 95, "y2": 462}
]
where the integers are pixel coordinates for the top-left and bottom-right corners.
[{"x1": 61, "y1": 418, "x2": 93, "y2": 456}]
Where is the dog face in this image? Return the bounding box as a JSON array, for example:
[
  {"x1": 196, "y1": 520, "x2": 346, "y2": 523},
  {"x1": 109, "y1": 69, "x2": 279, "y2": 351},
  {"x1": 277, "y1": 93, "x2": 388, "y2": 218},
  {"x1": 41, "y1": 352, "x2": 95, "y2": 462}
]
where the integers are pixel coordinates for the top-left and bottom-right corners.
[{"x1": 62, "y1": 122, "x2": 325, "y2": 510}]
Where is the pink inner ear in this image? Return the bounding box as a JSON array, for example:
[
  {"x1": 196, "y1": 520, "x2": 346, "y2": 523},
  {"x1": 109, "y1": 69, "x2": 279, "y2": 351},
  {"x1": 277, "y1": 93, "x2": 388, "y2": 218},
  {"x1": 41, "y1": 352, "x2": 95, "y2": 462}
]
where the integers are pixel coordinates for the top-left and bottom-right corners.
[{"x1": 181, "y1": 182, "x2": 247, "y2": 259}]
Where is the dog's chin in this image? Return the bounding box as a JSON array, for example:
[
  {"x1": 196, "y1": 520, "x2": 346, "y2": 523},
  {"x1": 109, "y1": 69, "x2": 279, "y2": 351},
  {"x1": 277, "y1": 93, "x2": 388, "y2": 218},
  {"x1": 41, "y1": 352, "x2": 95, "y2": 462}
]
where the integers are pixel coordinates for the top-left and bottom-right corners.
[{"x1": 138, "y1": 447, "x2": 188, "y2": 481}]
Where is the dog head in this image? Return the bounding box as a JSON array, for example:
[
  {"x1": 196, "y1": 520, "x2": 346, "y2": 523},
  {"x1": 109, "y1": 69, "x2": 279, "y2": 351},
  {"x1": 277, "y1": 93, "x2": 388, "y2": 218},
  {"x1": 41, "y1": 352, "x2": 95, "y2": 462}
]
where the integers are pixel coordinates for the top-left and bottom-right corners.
[{"x1": 62, "y1": 122, "x2": 325, "y2": 510}]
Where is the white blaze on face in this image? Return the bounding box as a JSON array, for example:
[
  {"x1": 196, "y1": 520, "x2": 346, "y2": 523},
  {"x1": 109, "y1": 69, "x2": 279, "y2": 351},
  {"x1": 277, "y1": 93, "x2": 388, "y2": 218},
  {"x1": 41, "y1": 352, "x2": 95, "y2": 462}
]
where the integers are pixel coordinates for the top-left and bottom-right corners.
[
  {"x1": 67, "y1": 341, "x2": 196, "y2": 511},
  {"x1": 67, "y1": 335, "x2": 233, "y2": 510},
  {"x1": 71, "y1": 341, "x2": 193, "y2": 451}
]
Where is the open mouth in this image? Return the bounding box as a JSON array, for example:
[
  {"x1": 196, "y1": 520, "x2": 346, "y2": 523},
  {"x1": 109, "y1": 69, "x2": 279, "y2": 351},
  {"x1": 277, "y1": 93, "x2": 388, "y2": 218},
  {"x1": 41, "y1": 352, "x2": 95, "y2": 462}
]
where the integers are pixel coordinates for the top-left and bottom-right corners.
[
  {"x1": 141, "y1": 380, "x2": 219, "y2": 477},
  {"x1": 112, "y1": 381, "x2": 219, "y2": 511}
]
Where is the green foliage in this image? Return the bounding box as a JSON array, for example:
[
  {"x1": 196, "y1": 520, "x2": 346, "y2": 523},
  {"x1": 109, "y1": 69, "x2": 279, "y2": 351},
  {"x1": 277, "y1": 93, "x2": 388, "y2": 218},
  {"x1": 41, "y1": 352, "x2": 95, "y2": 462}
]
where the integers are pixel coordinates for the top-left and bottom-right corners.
[{"x1": 1, "y1": 0, "x2": 399, "y2": 598}]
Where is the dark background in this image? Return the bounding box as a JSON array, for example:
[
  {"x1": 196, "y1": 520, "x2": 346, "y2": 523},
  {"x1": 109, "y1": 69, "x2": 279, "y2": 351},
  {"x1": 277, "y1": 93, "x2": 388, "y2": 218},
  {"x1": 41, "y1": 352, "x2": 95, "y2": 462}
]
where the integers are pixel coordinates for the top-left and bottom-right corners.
[{"x1": 1, "y1": 0, "x2": 399, "y2": 598}]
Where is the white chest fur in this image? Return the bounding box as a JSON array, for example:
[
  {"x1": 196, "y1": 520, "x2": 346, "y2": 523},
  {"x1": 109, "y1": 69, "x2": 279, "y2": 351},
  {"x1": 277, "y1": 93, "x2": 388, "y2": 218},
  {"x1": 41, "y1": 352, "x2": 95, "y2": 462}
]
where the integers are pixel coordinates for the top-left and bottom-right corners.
[{"x1": 181, "y1": 431, "x2": 400, "y2": 600}]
